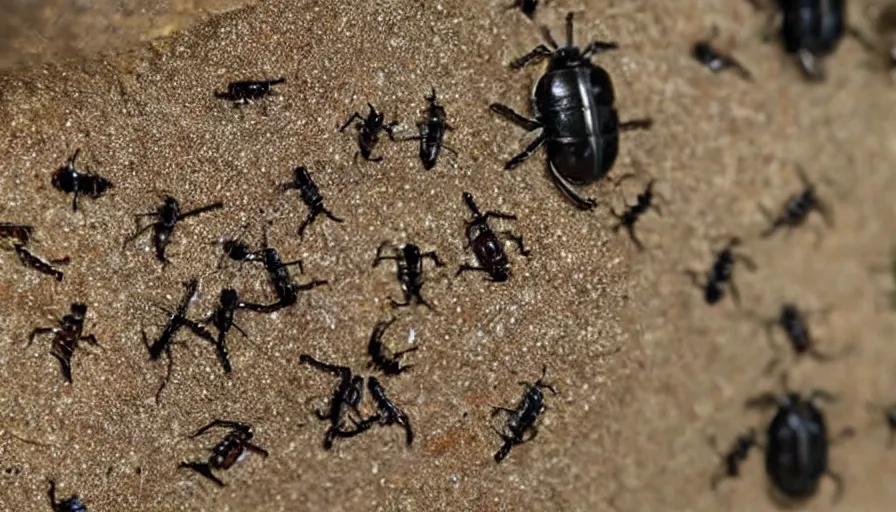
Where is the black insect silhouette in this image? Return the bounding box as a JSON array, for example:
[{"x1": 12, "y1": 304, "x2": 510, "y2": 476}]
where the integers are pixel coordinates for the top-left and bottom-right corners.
[
  {"x1": 198, "y1": 288, "x2": 262, "y2": 373},
  {"x1": 142, "y1": 279, "x2": 216, "y2": 403},
  {"x1": 398, "y1": 88, "x2": 455, "y2": 170},
  {"x1": 457, "y1": 192, "x2": 529, "y2": 282},
  {"x1": 373, "y1": 241, "x2": 444, "y2": 309},
  {"x1": 692, "y1": 27, "x2": 753, "y2": 81},
  {"x1": 367, "y1": 319, "x2": 417, "y2": 375},
  {"x1": 125, "y1": 195, "x2": 224, "y2": 264},
  {"x1": 610, "y1": 179, "x2": 663, "y2": 250},
  {"x1": 299, "y1": 355, "x2": 371, "y2": 449},
  {"x1": 214, "y1": 225, "x2": 262, "y2": 269},
  {"x1": 507, "y1": 0, "x2": 540, "y2": 19},
  {"x1": 27, "y1": 303, "x2": 99, "y2": 384},
  {"x1": 0, "y1": 222, "x2": 33, "y2": 245},
  {"x1": 492, "y1": 366, "x2": 557, "y2": 463},
  {"x1": 48, "y1": 479, "x2": 87, "y2": 512},
  {"x1": 358, "y1": 376, "x2": 414, "y2": 446},
  {"x1": 215, "y1": 78, "x2": 285, "y2": 105},
  {"x1": 243, "y1": 233, "x2": 327, "y2": 313},
  {"x1": 340, "y1": 103, "x2": 397, "y2": 162},
  {"x1": 179, "y1": 420, "x2": 268, "y2": 487},
  {"x1": 11, "y1": 244, "x2": 70, "y2": 281},
  {"x1": 760, "y1": 303, "x2": 844, "y2": 373},
  {"x1": 686, "y1": 237, "x2": 756, "y2": 306},
  {"x1": 708, "y1": 429, "x2": 756, "y2": 489},
  {"x1": 279, "y1": 166, "x2": 344, "y2": 237},
  {"x1": 51, "y1": 149, "x2": 113, "y2": 211},
  {"x1": 760, "y1": 166, "x2": 831, "y2": 239}
]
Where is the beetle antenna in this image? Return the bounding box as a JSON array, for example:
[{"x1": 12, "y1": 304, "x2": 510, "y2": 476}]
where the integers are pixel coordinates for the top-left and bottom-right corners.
[
  {"x1": 565, "y1": 12, "x2": 575, "y2": 47},
  {"x1": 540, "y1": 26, "x2": 559, "y2": 49}
]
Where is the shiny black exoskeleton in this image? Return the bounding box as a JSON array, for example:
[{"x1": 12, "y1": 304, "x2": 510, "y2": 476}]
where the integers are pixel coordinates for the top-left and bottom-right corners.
[
  {"x1": 709, "y1": 429, "x2": 756, "y2": 489},
  {"x1": 215, "y1": 226, "x2": 262, "y2": 268},
  {"x1": 492, "y1": 366, "x2": 556, "y2": 462},
  {"x1": 142, "y1": 279, "x2": 216, "y2": 403},
  {"x1": 359, "y1": 376, "x2": 414, "y2": 446},
  {"x1": 299, "y1": 355, "x2": 372, "y2": 449},
  {"x1": 199, "y1": 288, "x2": 259, "y2": 373},
  {"x1": 692, "y1": 27, "x2": 753, "y2": 81},
  {"x1": 367, "y1": 319, "x2": 417, "y2": 375},
  {"x1": 340, "y1": 103, "x2": 397, "y2": 162},
  {"x1": 373, "y1": 242, "x2": 444, "y2": 309},
  {"x1": 610, "y1": 179, "x2": 663, "y2": 251},
  {"x1": 750, "y1": 0, "x2": 846, "y2": 80},
  {"x1": 51, "y1": 149, "x2": 113, "y2": 212},
  {"x1": 687, "y1": 237, "x2": 756, "y2": 306},
  {"x1": 490, "y1": 12, "x2": 653, "y2": 210},
  {"x1": 507, "y1": 0, "x2": 540, "y2": 19},
  {"x1": 457, "y1": 192, "x2": 529, "y2": 283},
  {"x1": 179, "y1": 420, "x2": 268, "y2": 487},
  {"x1": 125, "y1": 195, "x2": 224, "y2": 264},
  {"x1": 12, "y1": 244, "x2": 70, "y2": 281},
  {"x1": 0, "y1": 222, "x2": 33, "y2": 245},
  {"x1": 244, "y1": 236, "x2": 327, "y2": 313},
  {"x1": 760, "y1": 166, "x2": 831, "y2": 238},
  {"x1": 215, "y1": 78, "x2": 285, "y2": 105},
  {"x1": 280, "y1": 166, "x2": 344, "y2": 237},
  {"x1": 402, "y1": 89, "x2": 455, "y2": 170},
  {"x1": 744, "y1": 379, "x2": 851, "y2": 503},
  {"x1": 28, "y1": 303, "x2": 98, "y2": 383},
  {"x1": 48, "y1": 480, "x2": 87, "y2": 512}
]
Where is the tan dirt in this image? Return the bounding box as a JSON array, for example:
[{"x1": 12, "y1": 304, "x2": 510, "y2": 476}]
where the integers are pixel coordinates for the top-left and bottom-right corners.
[{"x1": 1, "y1": 0, "x2": 895, "y2": 511}]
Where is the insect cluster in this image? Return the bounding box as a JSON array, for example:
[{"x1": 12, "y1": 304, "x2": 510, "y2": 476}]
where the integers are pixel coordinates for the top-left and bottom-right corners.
[{"x1": 3, "y1": 1, "x2": 895, "y2": 509}]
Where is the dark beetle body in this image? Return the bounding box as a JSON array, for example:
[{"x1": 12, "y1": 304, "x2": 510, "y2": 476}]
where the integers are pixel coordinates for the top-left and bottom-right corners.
[
  {"x1": 764, "y1": 393, "x2": 829, "y2": 499},
  {"x1": 52, "y1": 149, "x2": 113, "y2": 211},
  {"x1": 215, "y1": 78, "x2": 285, "y2": 104},
  {"x1": 365, "y1": 376, "x2": 414, "y2": 446},
  {"x1": 367, "y1": 318, "x2": 417, "y2": 375},
  {"x1": 299, "y1": 355, "x2": 372, "y2": 449},
  {"x1": 373, "y1": 241, "x2": 444, "y2": 309},
  {"x1": 280, "y1": 166, "x2": 344, "y2": 237},
  {"x1": 340, "y1": 103, "x2": 396, "y2": 162},
  {"x1": 245, "y1": 244, "x2": 327, "y2": 313},
  {"x1": 13, "y1": 244, "x2": 69, "y2": 281},
  {"x1": 492, "y1": 367, "x2": 556, "y2": 462},
  {"x1": 687, "y1": 237, "x2": 755, "y2": 306},
  {"x1": 780, "y1": 0, "x2": 845, "y2": 56},
  {"x1": 179, "y1": 420, "x2": 268, "y2": 487},
  {"x1": 457, "y1": 192, "x2": 529, "y2": 282},
  {"x1": 417, "y1": 89, "x2": 451, "y2": 170},
  {"x1": 125, "y1": 195, "x2": 224, "y2": 264},
  {"x1": 490, "y1": 12, "x2": 652, "y2": 210},
  {"x1": 28, "y1": 302, "x2": 98, "y2": 383},
  {"x1": 49, "y1": 480, "x2": 87, "y2": 512}
]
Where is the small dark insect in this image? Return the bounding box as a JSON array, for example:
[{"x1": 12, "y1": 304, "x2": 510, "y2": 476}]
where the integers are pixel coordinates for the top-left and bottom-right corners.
[
  {"x1": 743, "y1": 375, "x2": 853, "y2": 503},
  {"x1": 492, "y1": 366, "x2": 557, "y2": 463},
  {"x1": 457, "y1": 192, "x2": 529, "y2": 282},
  {"x1": 199, "y1": 288, "x2": 258, "y2": 373},
  {"x1": 748, "y1": 0, "x2": 863, "y2": 80},
  {"x1": 708, "y1": 429, "x2": 756, "y2": 489},
  {"x1": 51, "y1": 149, "x2": 113, "y2": 211},
  {"x1": 124, "y1": 195, "x2": 224, "y2": 264},
  {"x1": 340, "y1": 103, "x2": 397, "y2": 163},
  {"x1": 179, "y1": 420, "x2": 268, "y2": 487},
  {"x1": 373, "y1": 241, "x2": 444, "y2": 309},
  {"x1": 299, "y1": 355, "x2": 372, "y2": 449},
  {"x1": 367, "y1": 319, "x2": 417, "y2": 375},
  {"x1": 507, "y1": 0, "x2": 541, "y2": 19},
  {"x1": 12, "y1": 244, "x2": 70, "y2": 281},
  {"x1": 27, "y1": 303, "x2": 99, "y2": 384},
  {"x1": 760, "y1": 303, "x2": 841, "y2": 373},
  {"x1": 692, "y1": 27, "x2": 753, "y2": 81},
  {"x1": 142, "y1": 279, "x2": 216, "y2": 403},
  {"x1": 397, "y1": 88, "x2": 456, "y2": 170},
  {"x1": 490, "y1": 12, "x2": 653, "y2": 210},
  {"x1": 242, "y1": 233, "x2": 327, "y2": 313},
  {"x1": 759, "y1": 166, "x2": 831, "y2": 239},
  {"x1": 686, "y1": 237, "x2": 756, "y2": 306},
  {"x1": 48, "y1": 479, "x2": 87, "y2": 512},
  {"x1": 214, "y1": 78, "x2": 285, "y2": 105},
  {"x1": 0, "y1": 222, "x2": 33, "y2": 245},
  {"x1": 359, "y1": 376, "x2": 414, "y2": 446},
  {"x1": 279, "y1": 166, "x2": 344, "y2": 237},
  {"x1": 610, "y1": 179, "x2": 663, "y2": 251},
  {"x1": 214, "y1": 225, "x2": 262, "y2": 269}
]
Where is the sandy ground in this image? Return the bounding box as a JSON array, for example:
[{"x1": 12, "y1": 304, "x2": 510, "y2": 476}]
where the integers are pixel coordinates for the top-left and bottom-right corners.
[{"x1": 1, "y1": 0, "x2": 896, "y2": 510}]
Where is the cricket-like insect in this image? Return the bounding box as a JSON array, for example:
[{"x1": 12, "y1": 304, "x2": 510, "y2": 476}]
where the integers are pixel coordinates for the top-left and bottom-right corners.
[{"x1": 28, "y1": 303, "x2": 99, "y2": 383}]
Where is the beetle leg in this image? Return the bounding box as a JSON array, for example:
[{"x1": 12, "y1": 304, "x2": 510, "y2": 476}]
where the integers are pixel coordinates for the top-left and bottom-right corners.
[
  {"x1": 505, "y1": 132, "x2": 547, "y2": 170},
  {"x1": 733, "y1": 252, "x2": 757, "y2": 271},
  {"x1": 509, "y1": 44, "x2": 554, "y2": 70},
  {"x1": 619, "y1": 118, "x2": 654, "y2": 132},
  {"x1": 684, "y1": 269, "x2": 705, "y2": 290},
  {"x1": 499, "y1": 231, "x2": 531, "y2": 256},
  {"x1": 179, "y1": 462, "x2": 226, "y2": 487},
  {"x1": 808, "y1": 389, "x2": 839, "y2": 404},
  {"x1": 489, "y1": 103, "x2": 541, "y2": 132},
  {"x1": 826, "y1": 469, "x2": 846, "y2": 504},
  {"x1": 339, "y1": 112, "x2": 364, "y2": 132},
  {"x1": 728, "y1": 278, "x2": 742, "y2": 307},
  {"x1": 796, "y1": 49, "x2": 826, "y2": 81},
  {"x1": 547, "y1": 162, "x2": 597, "y2": 210},
  {"x1": 483, "y1": 211, "x2": 518, "y2": 221},
  {"x1": 581, "y1": 40, "x2": 619, "y2": 58}
]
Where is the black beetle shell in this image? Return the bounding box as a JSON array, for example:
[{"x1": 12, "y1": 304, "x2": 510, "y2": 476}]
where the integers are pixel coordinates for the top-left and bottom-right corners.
[
  {"x1": 779, "y1": 0, "x2": 846, "y2": 56},
  {"x1": 534, "y1": 63, "x2": 619, "y2": 186},
  {"x1": 764, "y1": 395, "x2": 828, "y2": 499}
]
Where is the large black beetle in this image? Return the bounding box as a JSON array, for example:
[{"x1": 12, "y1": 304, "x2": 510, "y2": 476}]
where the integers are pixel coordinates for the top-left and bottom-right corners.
[{"x1": 490, "y1": 12, "x2": 652, "y2": 210}]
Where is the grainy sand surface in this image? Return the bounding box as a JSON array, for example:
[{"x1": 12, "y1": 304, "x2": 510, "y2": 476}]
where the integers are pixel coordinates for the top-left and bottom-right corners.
[{"x1": 1, "y1": 1, "x2": 896, "y2": 511}]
